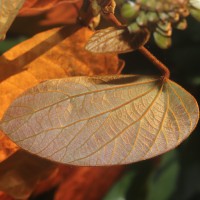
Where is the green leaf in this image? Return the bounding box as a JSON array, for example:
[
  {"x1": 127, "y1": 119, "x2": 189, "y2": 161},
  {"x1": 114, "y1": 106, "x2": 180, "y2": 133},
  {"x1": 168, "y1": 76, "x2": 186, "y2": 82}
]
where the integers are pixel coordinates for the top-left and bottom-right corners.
[
  {"x1": 147, "y1": 150, "x2": 180, "y2": 200},
  {"x1": 103, "y1": 170, "x2": 135, "y2": 200}
]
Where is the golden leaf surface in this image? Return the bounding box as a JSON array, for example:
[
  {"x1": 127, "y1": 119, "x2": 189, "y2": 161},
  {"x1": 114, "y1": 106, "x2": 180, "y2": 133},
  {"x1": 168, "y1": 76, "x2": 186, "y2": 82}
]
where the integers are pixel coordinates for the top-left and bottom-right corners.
[
  {"x1": 0, "y1": 0, "x2": 25, "y2": 40},
  {"x1": 85, "y1": 27, "x2": 150, "y2": 53},
  {"x1": 0, "y1": 25, "x2": 120, "y2": 119},
  {"x1": 0, "y1": 75, "x2": 199, "y2": 166}
]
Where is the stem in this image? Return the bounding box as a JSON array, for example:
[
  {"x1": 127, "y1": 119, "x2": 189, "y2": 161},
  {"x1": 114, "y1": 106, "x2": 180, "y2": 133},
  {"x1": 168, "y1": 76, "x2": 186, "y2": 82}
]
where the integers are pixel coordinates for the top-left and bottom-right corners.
[
  {"x1": 103, "y1": 13, "x2": 123, "y2": 27},
  {"x1": 138, "y1": 46, "x2": 170, "y2": 80}
]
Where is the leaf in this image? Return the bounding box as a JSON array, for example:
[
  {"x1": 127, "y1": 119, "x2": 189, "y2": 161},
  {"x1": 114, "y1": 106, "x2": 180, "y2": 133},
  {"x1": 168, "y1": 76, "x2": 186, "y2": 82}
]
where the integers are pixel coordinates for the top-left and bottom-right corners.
[
  {"x1": 55, "y1": 166, "x2": 124, "y2": 200},
  {"x1": 0, "y1": 131, "x2": 18, "y2": 162},
  {"x1": 103, "y1": 170, "x2": 135, "y2": 200},
  {"x1": 11, "y1": 2, "x2": 82, "y2": 36},
  {"x1": 0, "y1": 150, "x2": 57, "y2": 199},
  {"x1": 0, "y1": 0, "x2": 25, "y2": 40},
  {"x1": 19, "y1": 0, "x2": 81, "y2": 16},
  {"x1": 0, "y1": 75, "x2": 199, "y2": 166},
  {"x1": 0, "y1": 25, "x2": 120, "y2": 119},
  {"x1": 147, "y1": 150, "x2": 180, "y2": 200},
  {"x1": 190, "y1": 0, "x2": 200, "y2": 9},
  {"x1": 0, "y1": 192, "x2": 14, "y2": 200},
  {"x1": 190, "y1": 7, "x2": 200, "y2": 21},
  {"x1": 85, "y1": 27, "x2": 150, "y2": 53}
]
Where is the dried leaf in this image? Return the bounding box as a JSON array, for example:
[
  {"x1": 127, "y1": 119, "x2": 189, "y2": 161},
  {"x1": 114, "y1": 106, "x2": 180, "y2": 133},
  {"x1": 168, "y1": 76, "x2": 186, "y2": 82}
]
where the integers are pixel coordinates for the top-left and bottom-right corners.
[
  {"x1": 0, "y1": 25, "x2": 120, "y2": 119},
  {"x1": 19, "y1": 0, "x2": 81, "y2": 16},
  {"x1": 85, "y1": 27, "x2": 150, "y2": 53},
  {"x1": 0, "y1": 150, "x2": 57, "y2": 199},
  {"x1": 0, "y1": 191, "x2": 14, "y2": 200},
  {"x1": 55, "y1": 166, "x2": 124, "y2": 200},
  {"x1": 10, "y1": 2, "x2": 82, "y2": 36},
  {"x1": 0, "y1": 75, "x2": 199, "y2": 166},
  {"x1": 0, "y1": 131, "x2": 18, "y2": 162},
  {"x1": 0, "y1": 0, "x2": 25, "y2": 40}
]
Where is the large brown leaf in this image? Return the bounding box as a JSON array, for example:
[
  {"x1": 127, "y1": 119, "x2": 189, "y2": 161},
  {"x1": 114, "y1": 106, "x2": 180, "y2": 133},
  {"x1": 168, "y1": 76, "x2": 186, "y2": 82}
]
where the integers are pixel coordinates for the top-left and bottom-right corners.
[
  {"x1": 0, "y1": 0, "x2": 25, "y2": 40},
  {"x1": 0, "y1": 25, "x2": 120, "y2": 119},
  {"x1": 0, "y1": 75, "x2": 198, "y2": 166}
]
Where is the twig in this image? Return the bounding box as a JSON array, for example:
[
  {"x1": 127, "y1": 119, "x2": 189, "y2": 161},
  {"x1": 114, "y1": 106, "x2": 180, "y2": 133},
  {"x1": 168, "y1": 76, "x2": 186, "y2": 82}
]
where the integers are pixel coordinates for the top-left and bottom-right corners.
[{"x1": 138, "y1": 46, "x2": 170, "y2": 80}]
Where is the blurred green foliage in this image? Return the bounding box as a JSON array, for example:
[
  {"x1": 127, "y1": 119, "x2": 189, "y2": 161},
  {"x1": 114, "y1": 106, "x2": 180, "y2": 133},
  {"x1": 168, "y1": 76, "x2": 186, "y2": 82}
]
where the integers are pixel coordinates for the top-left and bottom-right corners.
[{"x1": 0, "y1": 36, "x2": 27, "y2": 55}]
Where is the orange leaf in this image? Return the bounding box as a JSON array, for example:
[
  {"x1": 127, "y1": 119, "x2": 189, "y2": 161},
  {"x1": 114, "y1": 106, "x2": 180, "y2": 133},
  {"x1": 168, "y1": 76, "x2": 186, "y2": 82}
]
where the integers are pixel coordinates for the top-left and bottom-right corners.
[
  {"x1": 55, "y1": 166, "x2": 124, "y2": 200},
  {"x1": 0, "y1": 25, "x2": 120, "y2": 119},
  {"x1": 10, "y1": 3, "x2": 81, "y2": 36},
  {"x1": 0, "y1": 131, "x2": 18, "y2": 163},
  {"x1": 19, "y1": 0, "x2": 82, "y2": 16},
  {"x1": 0, "y1": 150, "x2": 57, "y2": 199},
  {"x1": 0, "y1": 191, "x2": 14, "y2": 200}
]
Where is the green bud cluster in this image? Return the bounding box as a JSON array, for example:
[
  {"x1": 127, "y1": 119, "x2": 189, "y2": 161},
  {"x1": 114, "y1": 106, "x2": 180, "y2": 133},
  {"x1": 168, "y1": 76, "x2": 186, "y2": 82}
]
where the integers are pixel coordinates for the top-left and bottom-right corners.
[{"x1": 117, "y1": 0, "x2": 200, "y2": 48}]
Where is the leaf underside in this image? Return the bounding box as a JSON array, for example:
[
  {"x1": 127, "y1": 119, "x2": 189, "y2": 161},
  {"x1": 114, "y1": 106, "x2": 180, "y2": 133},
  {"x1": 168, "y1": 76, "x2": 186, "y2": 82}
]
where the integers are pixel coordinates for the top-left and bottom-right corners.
[
  {"x1": 85, "y1": 27, "x2": 150, "y2": 53},
  {"x1": 0, "y1": 75, "x2": 199, "y2": 166}
]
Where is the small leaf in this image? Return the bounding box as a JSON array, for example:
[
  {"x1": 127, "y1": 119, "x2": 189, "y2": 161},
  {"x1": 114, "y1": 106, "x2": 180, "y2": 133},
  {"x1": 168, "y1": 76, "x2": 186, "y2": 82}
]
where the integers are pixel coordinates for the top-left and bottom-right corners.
[
  {"x1": 0, "y1": 75, "x2": 199, "y2": 166},
  {"x1": 0, "y1": 0, "x2": 25, "y2": 40},
  {"x1": 85, "y1": 27, "x2": 150, "y2": 53}
]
